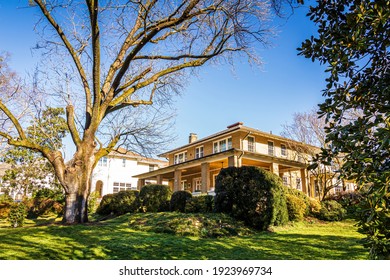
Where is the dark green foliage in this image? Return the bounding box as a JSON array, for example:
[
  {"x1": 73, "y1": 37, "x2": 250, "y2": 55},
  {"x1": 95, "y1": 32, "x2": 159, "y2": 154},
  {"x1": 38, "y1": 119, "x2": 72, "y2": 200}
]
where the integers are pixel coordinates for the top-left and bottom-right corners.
[
  {"x1": 326, "y1": 191, "x2": 363, "y2": 217},
  {"x1": 96, "y1": 194, "x2": 115, "y2": 215},
  {"x1": 317, "y1": 200, "x2": 346, "y2": 222},
  {"x1": 214, "y1": 166, "x2": 288, "y2": 230},
  {"x1": 299, "y1": 0, "x2": 390, "y2": 259},
  {"x1": 185, "y1": 195, "x2": 214, "y2": 213},
  {"x1": 139, "y1": 184, "x2": 172, "y2": 212},
  {"x1": 170, "y1": 190, "x2": 192, "y2": 212},
  {"x1": 96, "y1": 190, "x2": 140, "y2": 215},
  {"x1": 8, "y1": 203, "x2": 27, "y2": 227},
  {"x1": 27, "y1": 189, "x2": 64, "y2": 218},
  {"x1": 286, "y1": 194, "x2": 307, "y2": 221}
]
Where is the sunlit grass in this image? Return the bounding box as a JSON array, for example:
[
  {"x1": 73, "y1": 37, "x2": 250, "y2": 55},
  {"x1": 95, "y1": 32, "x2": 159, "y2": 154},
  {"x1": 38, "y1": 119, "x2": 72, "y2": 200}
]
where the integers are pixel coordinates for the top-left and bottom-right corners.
[{"x1": 0, "y1": 213, "x2": 368, "y2": 260}]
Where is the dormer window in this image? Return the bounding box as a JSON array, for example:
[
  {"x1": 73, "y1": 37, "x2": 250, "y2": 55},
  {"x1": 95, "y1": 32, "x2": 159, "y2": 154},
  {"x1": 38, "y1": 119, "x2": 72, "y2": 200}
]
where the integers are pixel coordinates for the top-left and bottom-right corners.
[
  {"x1": 195, "y1": 146, "x2": 204, "y2": 159},
  {"x1": 174, "y1": 151, "x2": 187, "y2": 164},
  {"x1": 213, "y1": 137, "x2": 232, "y2": 153}
]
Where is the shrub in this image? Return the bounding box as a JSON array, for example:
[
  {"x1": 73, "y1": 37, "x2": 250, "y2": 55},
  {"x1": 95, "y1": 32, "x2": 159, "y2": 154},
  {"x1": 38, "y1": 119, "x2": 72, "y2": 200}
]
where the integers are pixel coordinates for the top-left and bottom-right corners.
[
  {"x1": 96, "y1": 190, "x2": 140, "y2": 215},
  {"x1": 308, "y1": 198, "x2": 322, "y2": 216},
  {"x1": 96, "y1": 194, "x2": 115, "y2": 215},
  {"x1": 286, "y1": 194, "x2": 307, "y2": 221},
  {"x1": 185, "y1": 195, "x2": 214, "y2": 213},
  {"x1": 139, "y1": 184, "x2": 172, "y2": 212},
  {"x1": 317, "y1": 200, "x2": 346, "y2": 221},
  {"x1": 0, "y1": 201, "x2": 12, "y2": 219},
  {"x1": 284, "y1": 187, "x2": 310, "y2": 214},
  {"x1": 113, "y1": 190, "x2": 140, "y2": 214},
  {"x1": 326, "y1": 191, "x2": 363, "y2": 216},
  {"x1": 8, "y1": 203, "x2": 27, "y2": 227},
  {"x1": 214, "y1": 166, "x2": 288, "y2": 230},
  {"x1": 170, "y1": 191, "x2": 192, "y2": 212},
  {"x1": 27, "y1": 188, "x2": 65, "y2": 218}
]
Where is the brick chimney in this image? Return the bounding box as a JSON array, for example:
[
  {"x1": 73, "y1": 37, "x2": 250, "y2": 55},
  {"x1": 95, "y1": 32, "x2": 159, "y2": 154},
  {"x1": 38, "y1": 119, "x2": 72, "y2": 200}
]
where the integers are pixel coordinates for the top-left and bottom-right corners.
[{"x1": 189, "y1": 133, "x2": 198, "y2": 143}]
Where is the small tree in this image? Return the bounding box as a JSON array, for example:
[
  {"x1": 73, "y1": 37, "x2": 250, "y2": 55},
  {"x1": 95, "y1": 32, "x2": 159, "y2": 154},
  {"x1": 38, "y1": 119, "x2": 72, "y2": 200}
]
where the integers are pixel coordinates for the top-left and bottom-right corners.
[{"x1": 299, "y1": 0, "x2": 390, "y2": 259}]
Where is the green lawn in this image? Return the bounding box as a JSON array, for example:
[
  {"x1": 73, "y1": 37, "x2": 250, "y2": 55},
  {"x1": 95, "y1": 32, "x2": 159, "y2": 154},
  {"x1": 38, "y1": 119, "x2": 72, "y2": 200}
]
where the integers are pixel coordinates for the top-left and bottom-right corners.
[{"x1": 0, "y1": 213, "x2": 368, "y2": 260}]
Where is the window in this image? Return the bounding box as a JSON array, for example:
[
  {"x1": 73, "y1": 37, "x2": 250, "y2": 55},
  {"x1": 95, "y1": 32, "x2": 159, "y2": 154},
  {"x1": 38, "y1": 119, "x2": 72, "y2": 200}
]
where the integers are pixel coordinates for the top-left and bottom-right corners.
[
  {"x1": 122, "y1": 158, "x2": 126, "y2": 167},
  {"x1": 213, "y1": 137, "x2": 232, "y2": 153},
  {"x1": 113, "y1": 182, "x2": 133, "y2": 193},
  {"x1": 98, "y1": 157, "x2": 108, "y2": 167},
  {"x1": 149, "y1": 164, "x2": 155, "y2": 172},
  {"x1": 195, "y1": 146, "x2": 204, "y2": 159},
  {"x1": 194, "y1": 178, "x2": 202, "y2": 191},
  {"x1": 174, "y1": 151, "x2": 187, "y2": 164},
  {"x1": 281, "y1": 144, "x2": 287, "y2": 156},
  {"x1": 283, "y1": 176, "x2": 288, "y2": 186},
  {"x1": 268, "y1": 141, "x2": 274, "y2": 156},
  {"x1": 247, "y1": 136, "x2": 255, "y2": 152},
  {"x1": 296, "y1": 178, "x2": 302, "y2": 190}
]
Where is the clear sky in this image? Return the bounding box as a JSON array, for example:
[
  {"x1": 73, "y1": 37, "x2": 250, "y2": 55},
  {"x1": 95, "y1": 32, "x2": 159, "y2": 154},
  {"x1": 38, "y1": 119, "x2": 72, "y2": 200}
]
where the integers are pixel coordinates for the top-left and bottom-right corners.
[{"x1": 0, "y1": 0, "x2": 327, "y2": 156}]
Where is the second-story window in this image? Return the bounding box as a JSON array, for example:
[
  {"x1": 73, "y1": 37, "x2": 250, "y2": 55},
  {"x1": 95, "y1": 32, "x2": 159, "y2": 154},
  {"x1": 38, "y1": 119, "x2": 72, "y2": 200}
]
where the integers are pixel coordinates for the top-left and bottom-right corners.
[
  {"x1": 98, "y1": 157, "x2": 108, "y2": 167},
  {"x1": 268, "y1": 141, "x2": 274, "y2": 156},
  {"x1": 281, "y1": 144, "x2": 287, "y2": 157},
  {"x1": 174, "y1": 151, "x2": 187, "y2": 164},
  {"x1": 195, "y1": 146, "x2": 204, "y2": 159},
  {"x1": 247, "y1": 136, "x2": 255, "y2": 152},
  {"x1": 149, "y1": 164, "x2": 155, "y2": 172},
  {"x1": 213, "y1": 137, "x2": 232, "y2": 153},
  {"x1": 122, "y1": 158, "x2": 126, "y2": 167}
]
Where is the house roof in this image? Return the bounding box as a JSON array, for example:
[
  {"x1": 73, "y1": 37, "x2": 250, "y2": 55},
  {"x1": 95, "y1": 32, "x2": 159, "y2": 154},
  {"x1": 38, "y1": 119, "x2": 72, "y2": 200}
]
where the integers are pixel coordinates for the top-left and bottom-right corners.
[
  {"x1": 108, "y1": 147, "x2": 168, "y2": 167},
  {"x1": 158, "y1": 122, "x2": 320, "y2": 158}
]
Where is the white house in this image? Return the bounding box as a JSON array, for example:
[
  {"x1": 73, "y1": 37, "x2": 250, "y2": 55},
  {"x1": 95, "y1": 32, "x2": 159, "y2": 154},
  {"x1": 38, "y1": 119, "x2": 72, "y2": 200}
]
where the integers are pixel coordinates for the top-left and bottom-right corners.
[{"x1": 90, "y1": 148, "x2": 168, "y2": 198}]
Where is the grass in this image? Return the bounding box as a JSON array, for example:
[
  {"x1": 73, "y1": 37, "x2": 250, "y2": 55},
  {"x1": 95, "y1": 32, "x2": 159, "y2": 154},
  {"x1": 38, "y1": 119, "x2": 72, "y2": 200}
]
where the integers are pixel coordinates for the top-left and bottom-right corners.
[{"x1": 0, "y1": 213, "x2": 368, "y2": 260}]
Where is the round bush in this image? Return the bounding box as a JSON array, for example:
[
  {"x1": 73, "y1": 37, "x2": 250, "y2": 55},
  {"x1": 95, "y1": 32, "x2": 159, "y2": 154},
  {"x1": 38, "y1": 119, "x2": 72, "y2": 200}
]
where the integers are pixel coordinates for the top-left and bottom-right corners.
[
  {"x1": 96, "y1": 194, "x2": 115, "y2": 215},
  {"x1": 318, "y1": 200, "x2": 346, "y2": 221},
  {"x1": 286, "y1": 194, "x2": 307, "y2": 221},
  {"x1": 284, "y1": 187, "x2": 310, "y2": 215},
  {"x1": 96, "y1": 190, "x2": 140, "y2": 215},
  {"x1": 185, "y1": 195, "x2": 214, "y2": 213},
  {"x1": 214, "y1": 166, "x2": 288, "y2": 230},
  {"x1": 170, "y1": 190, "x2": 192, "y2": 212},
  {"x1": 139, "y1": 184, "x2": 172, "y2": 212}
]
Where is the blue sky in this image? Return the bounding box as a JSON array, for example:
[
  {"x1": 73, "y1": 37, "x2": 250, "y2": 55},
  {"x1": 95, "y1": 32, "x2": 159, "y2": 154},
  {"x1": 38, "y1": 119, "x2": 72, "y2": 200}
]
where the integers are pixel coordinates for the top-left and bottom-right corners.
[{"x1": 0, "y1": 1, "x2": 327, "y2": 154}]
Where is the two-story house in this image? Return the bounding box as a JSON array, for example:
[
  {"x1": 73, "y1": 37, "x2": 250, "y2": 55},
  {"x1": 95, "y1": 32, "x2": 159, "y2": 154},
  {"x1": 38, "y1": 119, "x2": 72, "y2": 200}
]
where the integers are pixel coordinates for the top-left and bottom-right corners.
[
  {"x1": 135, "y1": 122, "x2": 320, "y2": 197},
  {"x1": 91, "y1": 148, "x2": 168, "y2": 198}
]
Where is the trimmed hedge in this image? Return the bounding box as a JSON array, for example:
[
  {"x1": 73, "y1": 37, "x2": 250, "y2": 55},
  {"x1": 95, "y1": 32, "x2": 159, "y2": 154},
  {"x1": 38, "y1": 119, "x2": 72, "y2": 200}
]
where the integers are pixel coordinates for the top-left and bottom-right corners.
[
  {"x1": 139, "y1": 184, "x2": 172, "y2": 212},
  {"x1": 214, "y1": 166, "x2": 288, "y2": 230},
  {"x1": 170, "y1": 190, "x2": 192, "y2": 212}
]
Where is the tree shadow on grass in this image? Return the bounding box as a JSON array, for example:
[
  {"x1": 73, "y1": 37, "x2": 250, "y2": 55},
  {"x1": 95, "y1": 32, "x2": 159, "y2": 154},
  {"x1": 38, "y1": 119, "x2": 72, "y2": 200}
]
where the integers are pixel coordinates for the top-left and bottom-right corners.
[{"x1": 0, "y1": 219, "x2": 368, "y2": 260}]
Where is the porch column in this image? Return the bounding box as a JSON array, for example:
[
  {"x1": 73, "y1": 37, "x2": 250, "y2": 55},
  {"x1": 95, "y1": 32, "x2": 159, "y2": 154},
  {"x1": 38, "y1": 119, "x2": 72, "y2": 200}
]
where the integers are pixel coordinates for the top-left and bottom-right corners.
[
  {"x1": 228, "y1": 155, "x2": 242, "y2": 167},
  {"x1": 270, "y1": 162, "x2": 279, "y2": 175},
  {"x1": 300, "y1": 168, "x2": 308, "y2": 195},
  {"x1": 174, "y1": 169, "x2": 182, "y2": 191},
  {"x1": 201, "y1": 162, "x2": 210, "y2": 193},
  {"x1": 156, "y1": 174, "x2": 163, "y2": 185},
  {"x1": 137, "y1": 179, "x2": 145, "y2": 190}
]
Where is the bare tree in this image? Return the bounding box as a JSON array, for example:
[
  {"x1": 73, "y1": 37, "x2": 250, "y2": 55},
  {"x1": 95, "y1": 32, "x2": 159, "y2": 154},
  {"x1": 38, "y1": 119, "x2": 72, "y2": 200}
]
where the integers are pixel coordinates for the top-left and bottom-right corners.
[
  {"x1": 281, "y1": 108, "x2": 346, "y2": 200},
  {"x1": 1, "y1": 0, "x2": 294, "y2": 224}
]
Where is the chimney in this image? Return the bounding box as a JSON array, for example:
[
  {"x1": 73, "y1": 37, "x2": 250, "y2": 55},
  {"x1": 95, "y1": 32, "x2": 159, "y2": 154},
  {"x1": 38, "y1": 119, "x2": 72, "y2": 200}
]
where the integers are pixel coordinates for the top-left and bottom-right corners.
[{"x1": 189, "y1": 133, "x2": 198, "y2": 143}]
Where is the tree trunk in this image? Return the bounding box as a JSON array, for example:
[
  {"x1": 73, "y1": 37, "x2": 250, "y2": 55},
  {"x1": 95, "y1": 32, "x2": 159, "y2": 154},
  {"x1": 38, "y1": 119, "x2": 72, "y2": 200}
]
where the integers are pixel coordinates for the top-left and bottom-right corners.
[{"x1": 60, "y1": 146, "x2": 96, "y2": 224}]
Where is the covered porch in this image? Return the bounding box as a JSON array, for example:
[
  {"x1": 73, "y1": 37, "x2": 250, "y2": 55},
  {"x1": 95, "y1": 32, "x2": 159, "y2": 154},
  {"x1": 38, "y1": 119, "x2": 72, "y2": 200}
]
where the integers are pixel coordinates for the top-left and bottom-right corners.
[{"x1": 135, "y1": 149, "x2": 312, "y2": 196}]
